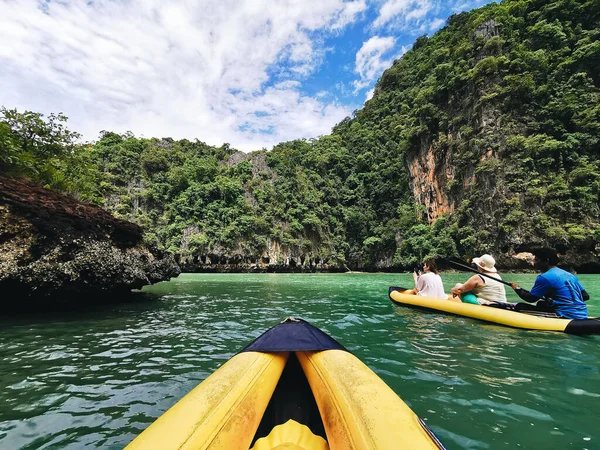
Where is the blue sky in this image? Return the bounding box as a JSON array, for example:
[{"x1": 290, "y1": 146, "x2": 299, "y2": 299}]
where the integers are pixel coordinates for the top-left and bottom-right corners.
[{"x1": 0, "y1": 0, "x2": 490, "y2": 151}]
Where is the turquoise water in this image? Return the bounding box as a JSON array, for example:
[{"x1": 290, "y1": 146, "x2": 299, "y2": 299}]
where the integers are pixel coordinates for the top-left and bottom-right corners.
[{"x1": 1, "y1": 272, "x2": 599, "y2": 449}]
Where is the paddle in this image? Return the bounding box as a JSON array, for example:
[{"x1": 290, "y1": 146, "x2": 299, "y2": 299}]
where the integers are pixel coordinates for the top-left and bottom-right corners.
[{"x1": 444, "y1": 257, "x2": 515, "y2": 288}]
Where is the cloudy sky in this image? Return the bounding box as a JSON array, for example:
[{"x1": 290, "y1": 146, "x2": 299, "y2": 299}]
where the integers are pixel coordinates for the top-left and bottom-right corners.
[{"x1": 0, "y1": 0, "x2": 488, "y2": 151}]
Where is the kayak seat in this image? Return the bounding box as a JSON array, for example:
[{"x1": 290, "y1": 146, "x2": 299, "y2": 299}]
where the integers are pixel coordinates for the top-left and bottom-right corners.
[{"x1": 250, "y1": 419, "x2": 329, "y2": 450}]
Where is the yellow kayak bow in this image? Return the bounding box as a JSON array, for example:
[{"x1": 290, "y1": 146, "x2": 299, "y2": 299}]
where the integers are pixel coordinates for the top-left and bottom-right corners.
[{"x1": 125, "y1": 317, "x2": 446, "y2": 450}]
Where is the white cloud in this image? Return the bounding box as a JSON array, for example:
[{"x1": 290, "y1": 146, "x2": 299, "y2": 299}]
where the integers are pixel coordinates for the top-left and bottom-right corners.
[
  {"x1": 373, "y1": 0, "x2": 484, "y2": 32},
  {"x1": 0, "y1": 0, "x2": 366, "y2": 151},
  {"x1": 332, "y1": 0, "x2": 368, "y2": 30},
  {"x1": 365, "y1": 88, "x2": 375, "y2": 102},
  {"x1": 428, "y1": 17, "x2": 447, "y2": 31},
  {"x1": 373, "y1": 0, "x2": 435, "y2": 29},
  {"x1": 223, "y1": 82, "x2": 351, "y2": 149},
  {"x1": 352, "y1": 36, "x2": 397, "y2": 92}
]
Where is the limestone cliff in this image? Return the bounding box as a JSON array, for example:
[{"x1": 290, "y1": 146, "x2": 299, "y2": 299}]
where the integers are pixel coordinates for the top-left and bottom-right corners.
[
  {"x1": 0, "y1": 176, "x2": 180, "y2": 306},
  {"x1": 170, "y1": 151, "x2": 347, "y2": 273},
  {"x1": 405, "y1": 19, "x2": 503, "y2": 224},
  {"x1": 398, "y1": 15, "x2": 600, "y2": 271},
  {"x1": 178, "y1": 225, "x2": 345, "y2": 273}
]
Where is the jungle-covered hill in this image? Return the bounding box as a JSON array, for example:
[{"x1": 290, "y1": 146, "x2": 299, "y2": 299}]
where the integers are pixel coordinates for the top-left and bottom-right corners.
[{"x1": 1, "y1": 0, "x2": 599, "y2": 272}]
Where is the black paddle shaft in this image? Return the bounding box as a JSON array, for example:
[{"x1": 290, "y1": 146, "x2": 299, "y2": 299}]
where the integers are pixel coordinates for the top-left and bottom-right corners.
[{"x1": 446, "y1": 258, "x2": 515, "y2": 288}]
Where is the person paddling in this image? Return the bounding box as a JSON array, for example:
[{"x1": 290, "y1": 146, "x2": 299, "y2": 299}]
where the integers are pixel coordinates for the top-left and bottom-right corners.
[
  {"x1": 509, "y1": 248, "x2": 589, "y2": 319},
  {"x1": 451, "y1": 254, "x2": 507, "y2": 305}
]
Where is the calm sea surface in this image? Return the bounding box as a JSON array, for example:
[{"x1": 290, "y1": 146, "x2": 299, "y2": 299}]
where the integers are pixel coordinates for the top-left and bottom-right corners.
[{"x1": 1, "y1": 272, "x2": 599, "y2": 449}]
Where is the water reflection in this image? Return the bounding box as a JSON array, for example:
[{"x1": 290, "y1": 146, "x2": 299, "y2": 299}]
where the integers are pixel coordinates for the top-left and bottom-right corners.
[{"x1": 0, "y1": 273, "x2": 599, "y2": 450}]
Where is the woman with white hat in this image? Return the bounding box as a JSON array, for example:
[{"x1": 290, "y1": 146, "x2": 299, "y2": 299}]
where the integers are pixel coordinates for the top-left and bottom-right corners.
[{"x1": 450, "y1": 254, "x2": 507, "y2": 304}]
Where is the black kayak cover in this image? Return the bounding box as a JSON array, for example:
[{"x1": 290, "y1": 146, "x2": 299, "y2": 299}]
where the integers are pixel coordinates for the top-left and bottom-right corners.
[
  {"x1": 564, "y1": 318, "x2": 600, "y2": 335},
  {"x1": 241, "y1": 317, "x2": 347, "y2": 353}
]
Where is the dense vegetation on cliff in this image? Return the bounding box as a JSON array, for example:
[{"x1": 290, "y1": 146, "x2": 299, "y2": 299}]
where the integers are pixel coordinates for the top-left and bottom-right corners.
[
  {"x1": 2, "y1": 0, "x2": 599, "y2": 270},
  {"x1": 362, "y1": 0, "x2": 600, "y2": 265}
]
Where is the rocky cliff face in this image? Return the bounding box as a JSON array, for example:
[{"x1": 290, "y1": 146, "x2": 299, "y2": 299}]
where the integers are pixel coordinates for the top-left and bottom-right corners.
[
  {"x1": 405, "y1": 19, "x2": 503, "y2": 224},
  {"x1": 405, "y1": 136, "x2": 456, "y2": 223},
  {"x1": 400, "y1": 17, "x2": 600, "y2": 272},
  {"x1": 0, "y1": 176, "x2": 180, "y2": 306},
  {"x1": 178, "y1": 225, "x2": 345, "y2": 273},
  {"x1": 170, "y1": 151, "x2": 347, "y2": 273}
]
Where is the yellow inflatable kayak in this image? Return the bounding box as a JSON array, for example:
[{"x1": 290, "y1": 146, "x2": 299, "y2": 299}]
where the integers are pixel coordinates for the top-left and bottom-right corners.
[
  {"x1": 125, "y1": 317, "x2": 446, "y2": 450},
  {"x1": 389, "y1": 287, "x2": 600, "y2": 334}
]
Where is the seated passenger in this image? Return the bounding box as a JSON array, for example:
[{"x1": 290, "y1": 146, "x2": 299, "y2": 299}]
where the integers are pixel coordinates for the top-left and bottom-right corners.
[
  {"x1": 450, "y1": 254, "x2": 507, "y2": 304},
  {"x1": 407, "y1": 259, "x2": 446, "y2": 299},
  {"x1": 509, "y1": 248, "x2": 589, "y2": 319}
]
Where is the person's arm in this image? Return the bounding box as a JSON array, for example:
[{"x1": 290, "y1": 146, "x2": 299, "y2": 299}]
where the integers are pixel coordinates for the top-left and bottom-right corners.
[
  {"x1": 412, "y1": 271, "x2": 420, "y2": 292},
  {"x1": 576, "y1": 280, "x2": 590, "y2": 302},
  {"x1": 510, "y1": 275, "x2": 549, "y2": 303},
  {"x1": 451, "y1": 275, "x2": 483, "y2": 296},
  {"x1": 416, "y1": 273, "x2": 427, "y2": 292},
  {"x1": 511, "y1": 286, "x2": 542, "y2": 303}
]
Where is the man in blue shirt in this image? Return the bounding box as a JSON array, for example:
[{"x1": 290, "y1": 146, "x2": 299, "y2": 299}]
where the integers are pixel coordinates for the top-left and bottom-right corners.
[{"x1": 509, "y1": 248, "x2": 589, "y2": 319}]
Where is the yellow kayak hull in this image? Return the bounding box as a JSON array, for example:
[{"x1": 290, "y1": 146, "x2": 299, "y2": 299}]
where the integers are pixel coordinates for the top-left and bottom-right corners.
[
  {"x1": 125, "y1": 351, "x2": 288, "y2": 450},
  {"x1": 297, "y1": 349, "x2": 440, "y2": 449},
  {"x1": 389, "y1": 288, "x2": 599, "y2": 334},
  {"x1": 125, "y1": 318, "x2": 445, "y2": 450}
]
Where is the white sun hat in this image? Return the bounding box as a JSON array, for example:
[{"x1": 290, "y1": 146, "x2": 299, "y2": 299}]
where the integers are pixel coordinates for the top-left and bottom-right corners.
[{"x1": 472, "y1": 254, "x2": 497, "y2": 273}]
